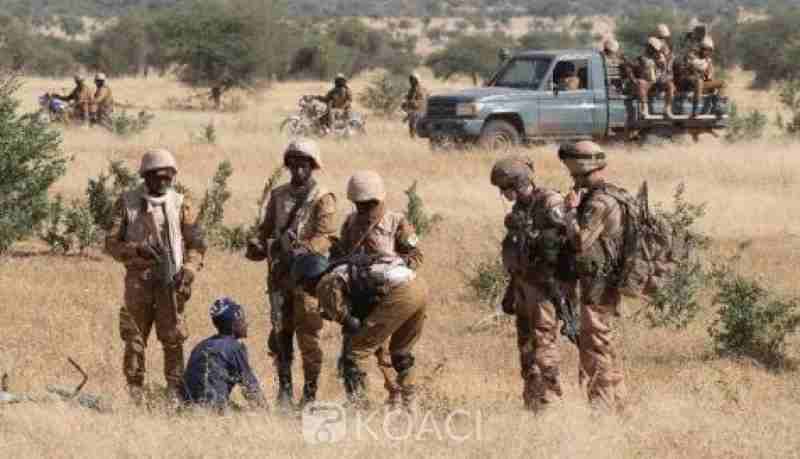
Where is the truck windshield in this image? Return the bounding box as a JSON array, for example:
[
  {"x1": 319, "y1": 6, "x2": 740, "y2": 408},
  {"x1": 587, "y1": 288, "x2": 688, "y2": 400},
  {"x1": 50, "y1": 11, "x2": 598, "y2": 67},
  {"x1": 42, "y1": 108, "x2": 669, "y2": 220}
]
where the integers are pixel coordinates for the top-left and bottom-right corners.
[{"x1": 492, "y1": 58, "x2": 552, "y2": 89}]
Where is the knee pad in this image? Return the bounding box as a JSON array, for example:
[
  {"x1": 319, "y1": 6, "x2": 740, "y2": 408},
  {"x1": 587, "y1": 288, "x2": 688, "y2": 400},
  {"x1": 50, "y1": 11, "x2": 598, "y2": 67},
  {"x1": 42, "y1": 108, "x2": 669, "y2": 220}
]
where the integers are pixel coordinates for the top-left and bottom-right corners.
[{"x1": 391, "y1": 353, "x2": 415, "y2": 373}]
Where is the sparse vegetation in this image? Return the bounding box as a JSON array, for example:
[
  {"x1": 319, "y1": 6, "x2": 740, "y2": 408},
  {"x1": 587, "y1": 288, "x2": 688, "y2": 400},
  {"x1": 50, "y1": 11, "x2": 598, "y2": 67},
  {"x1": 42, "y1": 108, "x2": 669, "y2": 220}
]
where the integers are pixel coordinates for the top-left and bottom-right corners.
[
  {"x1": 358, "y1": 73, "x2": 407, "y2": 118},
  {"x1": 725, "y1": 103, "x2": 767, "y2": 143},
  {"x1": 404, "y1": 180, "x2": 442, "y2": 238},
  {"x1": 468, "y1": 253, "x2": 509, "y2": 308},
  {"x1": 109, "y1": 110, "x2": 154, "y2": 137}
]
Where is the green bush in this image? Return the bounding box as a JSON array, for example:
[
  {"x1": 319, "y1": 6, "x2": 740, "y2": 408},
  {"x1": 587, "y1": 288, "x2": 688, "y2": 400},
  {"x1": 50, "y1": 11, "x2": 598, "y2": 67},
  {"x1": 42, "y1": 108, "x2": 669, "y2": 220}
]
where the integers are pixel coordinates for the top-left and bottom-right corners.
[
  {"x1": 109, "y1": 110, "x2": 155, "y2": 137},
  {"x1": 357, "y1": 73, "x2": 406, "y2": 117},
  {"x1": 40, "y1": 195, "x2": 72, "y2": 254},
  {"x1": 468, "y1": 254, "x2": 509, "y2": 308},
  {"x1": 708, "y1": 249, "x2": 800, "y2": 366},
  {"x1": 637, "y1": 183, "x2": 710, "y2": 329},
  {"x1": 0, "y1": 74, "x2": 66, "y2": 255},
  {"x1": 86, "y1": 160, "x2": 141, "y2": 232},
  {"x1": 404, "y1": 180, "x2": 442, "y2": 238},
  {"x1": 725, "y1": 103, "x2": 768, "y2": 143},
  {"x1": 777, "y1": 80, "x2": 800, "y2": 137},
  {"x1": 39, "y1": 196, "x2": 99, "y2": 255},
  {"x1": 426, "y1": 32, "x2": 511, "y2": 85}
]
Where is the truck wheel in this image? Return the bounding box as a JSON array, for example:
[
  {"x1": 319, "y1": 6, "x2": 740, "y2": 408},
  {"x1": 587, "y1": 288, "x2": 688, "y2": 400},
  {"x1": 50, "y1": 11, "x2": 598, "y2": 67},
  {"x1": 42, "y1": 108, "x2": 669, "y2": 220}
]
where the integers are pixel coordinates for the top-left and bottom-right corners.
[{"x1": 479, "y1": 119, "x2": 520, "y2": 152}]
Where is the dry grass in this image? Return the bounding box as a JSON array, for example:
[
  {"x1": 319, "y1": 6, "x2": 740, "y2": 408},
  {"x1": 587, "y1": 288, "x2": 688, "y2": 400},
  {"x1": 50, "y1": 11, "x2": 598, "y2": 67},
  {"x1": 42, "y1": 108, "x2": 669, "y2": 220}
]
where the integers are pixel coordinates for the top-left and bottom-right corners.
[{"x1": 2, "y1": 71, "x2": 800, "y2": 458}]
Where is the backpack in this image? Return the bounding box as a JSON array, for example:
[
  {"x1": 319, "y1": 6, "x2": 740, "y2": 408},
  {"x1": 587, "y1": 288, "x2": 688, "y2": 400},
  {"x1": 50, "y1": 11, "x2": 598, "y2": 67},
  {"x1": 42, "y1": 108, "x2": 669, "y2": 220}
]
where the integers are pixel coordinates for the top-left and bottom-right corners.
[{"x1": 590, "y1": 181, "x2": 689, "y2": 298}]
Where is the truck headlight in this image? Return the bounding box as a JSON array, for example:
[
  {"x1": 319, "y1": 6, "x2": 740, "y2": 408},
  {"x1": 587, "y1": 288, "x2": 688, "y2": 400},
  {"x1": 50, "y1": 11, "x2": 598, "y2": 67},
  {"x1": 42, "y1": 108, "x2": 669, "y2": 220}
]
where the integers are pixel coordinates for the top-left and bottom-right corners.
[{"x1": 455, "y1": 102, "x2": 481, "y2": 117}]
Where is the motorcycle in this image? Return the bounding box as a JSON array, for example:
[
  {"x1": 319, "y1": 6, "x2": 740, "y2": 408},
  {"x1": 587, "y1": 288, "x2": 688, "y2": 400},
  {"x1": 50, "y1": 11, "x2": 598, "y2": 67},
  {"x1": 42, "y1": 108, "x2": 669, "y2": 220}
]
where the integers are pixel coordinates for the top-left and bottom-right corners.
[
  {"x1": 280, "y1": 95, "x2": 366, "y2": 138},
  {"x1": 37, "y1": 93, "x2": 72, "y2": 125}
]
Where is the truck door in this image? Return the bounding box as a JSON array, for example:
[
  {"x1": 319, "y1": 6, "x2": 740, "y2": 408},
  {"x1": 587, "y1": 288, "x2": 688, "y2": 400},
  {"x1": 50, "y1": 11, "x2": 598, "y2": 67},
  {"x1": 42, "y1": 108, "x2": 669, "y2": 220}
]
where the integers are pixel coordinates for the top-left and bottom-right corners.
[{"x1": 537, "y1": 58, "x2": 597, "y2": 138}]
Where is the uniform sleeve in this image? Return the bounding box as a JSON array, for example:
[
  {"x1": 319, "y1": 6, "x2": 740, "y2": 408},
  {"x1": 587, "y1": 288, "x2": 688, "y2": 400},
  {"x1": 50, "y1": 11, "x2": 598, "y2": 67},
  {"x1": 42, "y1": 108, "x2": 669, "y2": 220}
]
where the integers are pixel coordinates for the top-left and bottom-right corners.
[
  {"x1": 95, "y1": 88, "x2": 109, "y2": 105},
  {"x1": 180, "y1": 193, "x2": 207, "y2": 273},
  {"x1": 317, "y1": 274, "x2": 349, "y2": 323},
  {"x1": 300, "y1": 193, "x2": 337, "y2": 255},
  {"x1": 232, "y1": 344, "x2": 266, "y2": 407},
  {"x1": 322, "y1": 88, "x2": 335, "y2": 104},
  {"x1": 257, "y1": 195, "x2": 277, "y2": 249},
  {"x1": 331, "y1": 216, "x2": 354, "y2": 259},
  {"x1": 566, "y1": 198, "x2": 610, "y2": 254},
  {"x1": 104, "y1": 196, "x2": 152, "y2": 269},
  {"x1": 395, "y1": 216, "x2": 423, "y2": 270}
]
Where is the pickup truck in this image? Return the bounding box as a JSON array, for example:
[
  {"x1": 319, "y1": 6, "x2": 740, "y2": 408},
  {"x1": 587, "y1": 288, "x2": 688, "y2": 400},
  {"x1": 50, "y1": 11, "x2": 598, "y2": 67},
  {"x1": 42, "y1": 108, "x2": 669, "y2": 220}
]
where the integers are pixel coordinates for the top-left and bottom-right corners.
[{"x1": 417, "y1": 49, "x2": 729, "y2": 150}]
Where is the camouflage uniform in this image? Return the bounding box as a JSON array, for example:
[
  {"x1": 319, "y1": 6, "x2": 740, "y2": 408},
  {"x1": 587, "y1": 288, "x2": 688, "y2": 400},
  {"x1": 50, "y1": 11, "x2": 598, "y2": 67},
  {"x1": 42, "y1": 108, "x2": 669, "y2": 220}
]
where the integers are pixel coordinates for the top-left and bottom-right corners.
[
  {"x1": 59, "y1": 77, "x2": 93, "y2": 122},
  {"x1": 403, "y1": 75, "x2": 428, "y2": 138},
  {"x1": 678, "y1": 37, "x2": 726, "y2": 117},
  {"x1": 318, "y1": 171, "x2": 426, "y2": 408},
  {"x1": 247, "y1": 139, "x2": 336, "y2": 405},
  {"x1": 105, "y1": 150, "x2": 206, "y2": 399},
  {"x1": 320, "y1": 76, "x2": 353, "y2": 128},
  {"x1": 601, "y1": 39, "x2": 631, "y2": 95},
  {"x1": 635, "y1": 37, "x2": 675, "y2": 118},
  {"x1": 492, "y1": 157, "x2": 567, "y2": 411},
  {"x1": 559, "y1": 142, "x2": 626, "y2": 411},
  {"x1": 92, "y1": 75, "x2": 114, "y2": 126}
]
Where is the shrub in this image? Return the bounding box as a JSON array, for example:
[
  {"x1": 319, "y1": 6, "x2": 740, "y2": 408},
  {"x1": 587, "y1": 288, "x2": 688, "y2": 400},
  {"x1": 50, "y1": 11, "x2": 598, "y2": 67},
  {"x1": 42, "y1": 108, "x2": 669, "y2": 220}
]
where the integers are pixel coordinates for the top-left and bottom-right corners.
[
  {"x1": 777, "y1": 80, "x2": 800, "y2": 137},
  {"x1": 357, "y1": 73, "x2": 407, "y2": 117},
  {"x1": 708, "y1": 248, "x2": 800, "y2": 366},
  {"x1": 468, "y1": 254, "x2": 509, "y2": 309},
  {"x1": 404, "y1": 180, "x2": 442, "y2": 238},
  {"x1": 724, "y1": 103, "x2": 767, "y2": 143},
  {"x1": 40, "y1": 195, "x2": 72, "y2": 254},
  {"x1": 109, "y1": 110, "x2": 155, "y2": 137},
  {"x1": 64, "y1": 200, "x2": 100, "y2": 255},
  {"x1": 0, "y1": 74, "x2": 66, "y2": 255},
  {"x1": 638, "y1": 183, "x2": 710, "y2": 329},
  {"x1": 86, "y1": 160, "x2": 141, "y2": 232}
]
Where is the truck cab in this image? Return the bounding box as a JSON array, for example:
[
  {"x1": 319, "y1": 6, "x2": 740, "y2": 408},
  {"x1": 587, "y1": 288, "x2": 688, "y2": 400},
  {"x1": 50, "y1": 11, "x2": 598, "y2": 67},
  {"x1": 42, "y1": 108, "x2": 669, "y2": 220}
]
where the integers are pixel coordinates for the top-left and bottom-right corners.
[{"x1": 417, "y1": 49, "x2": 728, "y2": 149}]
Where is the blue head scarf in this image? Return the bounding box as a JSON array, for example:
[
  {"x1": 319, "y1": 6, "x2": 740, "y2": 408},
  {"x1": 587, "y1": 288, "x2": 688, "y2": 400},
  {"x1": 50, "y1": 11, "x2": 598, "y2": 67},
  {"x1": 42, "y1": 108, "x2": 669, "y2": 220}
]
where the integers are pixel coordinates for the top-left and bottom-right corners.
[{"x1": 209, "y1": 297, "x2": 244, "y2": 335}]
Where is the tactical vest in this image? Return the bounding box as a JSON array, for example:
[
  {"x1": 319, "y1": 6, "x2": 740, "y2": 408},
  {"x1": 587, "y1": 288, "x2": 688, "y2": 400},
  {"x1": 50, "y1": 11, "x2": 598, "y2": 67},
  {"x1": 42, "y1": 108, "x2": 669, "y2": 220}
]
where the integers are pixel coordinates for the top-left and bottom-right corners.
[
  {"x1": 270, "y1": 182, "x2": 330, "y2": 242},
  {"x1": 343, "y1": 211, "x2": 405, "y2": 260},
  {"x1": 501, "y1": 190, "x2": 564, "y2": 277},
  {"x1": 572, "y1": 184, "x2": 624, "y2": 282}
]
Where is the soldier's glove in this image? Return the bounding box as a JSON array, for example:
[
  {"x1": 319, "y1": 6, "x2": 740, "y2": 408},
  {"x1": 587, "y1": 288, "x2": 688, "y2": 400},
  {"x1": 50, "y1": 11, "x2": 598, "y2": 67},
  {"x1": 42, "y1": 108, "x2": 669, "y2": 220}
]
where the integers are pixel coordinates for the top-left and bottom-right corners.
[{"x1": 342, "y1": 315, "x2": 362, "y2": 335}]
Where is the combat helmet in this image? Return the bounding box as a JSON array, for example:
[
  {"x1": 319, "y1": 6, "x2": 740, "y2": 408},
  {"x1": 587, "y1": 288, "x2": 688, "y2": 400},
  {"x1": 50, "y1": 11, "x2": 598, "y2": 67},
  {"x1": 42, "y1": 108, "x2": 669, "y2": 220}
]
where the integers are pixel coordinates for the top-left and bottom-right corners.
[
  {"x1": 700, "y1": 36, "x2": 714, "y2": 50},
  {"x1": 647, "y1": 37, "x2": 664, "y2": 52},
  {"x1": 284, "y1": 138, "x2": 322, "y2": 169},
  {"x1": 603, "y1": 39, "x2": 620, "y2": 54},
  {"x1": 347, "y1": 170, "x2": 385, "y2": 202},
  {"x1": 139, "y1": 149, "x2": 178, "y2": 176},
  {"x1": 558, "y1": 141, "x2": 606, "y2": 176},
  {"x1": 656, "y1": 23, "x2": 671, "y2": 39},
  {"x1": 490, "y1": 156, "x2": 535, "y2": 190}
]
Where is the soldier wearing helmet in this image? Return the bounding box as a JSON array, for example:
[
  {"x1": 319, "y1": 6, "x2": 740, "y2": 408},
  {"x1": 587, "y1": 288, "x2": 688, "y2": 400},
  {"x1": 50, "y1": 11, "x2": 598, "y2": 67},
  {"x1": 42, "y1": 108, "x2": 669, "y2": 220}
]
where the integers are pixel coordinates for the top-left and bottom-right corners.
[
  {"x1": 55, "y1": 74, "x2": 93, "y2": 124},
  {"x1": 245, "y1": 138, "x2": 337, "y2": 409},
  {"x1": 634, "y1": 37, "x2": 675, "y2": 119},
  {"x1": 105, "y1": 149, "x2": 207, "y2": 404},
  {"x1": 316, "y1": 73, "x2": 353, "y2": 130},
  {"x1": 679, "y1": 35, "x2": 726, "y2": 117},
  {"x1": 91, "y1": 73, "x2": 114, "y2": 128},
  {"x1": 601, "y1": 38, "x2": 632, "y2": 94},
  {"x1": 402, "y1": 72, "x2": 428, "y2": 138},
  {"x1": 559, "y1": 141, "x2": 626, "y2": 412},
  {"x1": 490, "y1": 156, "x2": 570, "y2": 412},
  {"x1": 316, "y1": 170, "x2": 427, "y2": 410},
  {"x1": 653, "y1": 23, "x2": 673, "y2": 57}
]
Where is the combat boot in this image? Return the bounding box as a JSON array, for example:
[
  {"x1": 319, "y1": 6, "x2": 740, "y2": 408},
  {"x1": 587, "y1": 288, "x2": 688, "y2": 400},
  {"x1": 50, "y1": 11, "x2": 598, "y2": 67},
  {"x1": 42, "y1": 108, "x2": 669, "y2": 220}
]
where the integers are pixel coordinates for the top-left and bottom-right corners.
[
  {"x1": 343, "y1": 366, "x2": 369, "y2": 409},
  {"x1": 299, "y1": 377, "x2": 318, "y2": 409},
  {"x1": 638, "y1": 100, "x2": 653, "y2": 119},
  {"x1": 128, "y1": 384, "x2": 145, "y2": 406}
]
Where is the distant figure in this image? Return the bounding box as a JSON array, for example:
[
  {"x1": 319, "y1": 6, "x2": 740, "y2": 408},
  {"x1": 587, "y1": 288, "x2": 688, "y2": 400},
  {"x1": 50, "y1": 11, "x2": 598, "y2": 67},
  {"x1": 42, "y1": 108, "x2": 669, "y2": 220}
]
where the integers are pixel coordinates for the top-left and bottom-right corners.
[
  {"x1": 91, "y1": 73, "x2": 114, "y2": 127},
  {"x1": 635, "y1": 37, "x2": 675, "y2": 119},
  {"x1": 679, "y1": 36, "x2": 726, "y2": 118},
  {"x1": 402, "y1": 72, "x2": 428, "y2": 138},
  {"x1": 555, "y1": 62, "x2": 581, "y2": 91},
  {"x1": 316, "y1": 74, "x2": 353, "y2": 129},
  {"x1": 55, "y1": 74, "x2": 93, "y2": 123}
]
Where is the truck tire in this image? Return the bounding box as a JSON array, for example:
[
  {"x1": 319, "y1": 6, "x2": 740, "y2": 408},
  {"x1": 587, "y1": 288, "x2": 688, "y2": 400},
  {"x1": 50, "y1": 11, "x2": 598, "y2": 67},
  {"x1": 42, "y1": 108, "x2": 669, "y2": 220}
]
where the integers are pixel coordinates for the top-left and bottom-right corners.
[{"x1": 479, "y1": 119, "x2": 520, "y2": 152}]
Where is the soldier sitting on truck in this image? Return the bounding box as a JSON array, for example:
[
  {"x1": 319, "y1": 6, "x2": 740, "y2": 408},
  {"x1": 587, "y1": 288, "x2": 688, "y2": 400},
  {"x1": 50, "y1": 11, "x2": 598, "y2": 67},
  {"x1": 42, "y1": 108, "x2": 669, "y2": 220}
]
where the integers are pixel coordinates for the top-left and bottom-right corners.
[{"x1": 635, "y1": 37, "x2": 675, "y2": 119}]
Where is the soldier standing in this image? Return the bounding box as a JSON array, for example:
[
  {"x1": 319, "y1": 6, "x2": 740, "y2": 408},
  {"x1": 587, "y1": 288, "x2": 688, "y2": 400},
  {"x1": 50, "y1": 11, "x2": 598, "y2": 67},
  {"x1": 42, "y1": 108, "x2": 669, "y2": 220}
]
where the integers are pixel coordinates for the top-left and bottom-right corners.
[
  {"x1": 558, "y1": 141, "x2": 626, "y2": 412},
  {"x1": 402, "y1": 72, "x2": 428, "y2": 138},
  {"x1": 490, "y1": 157, "x2": 568, "y2": 412},
  {"x1": 105, "y1": 149, "x2": 206, "y2": 403},
  {"x1": 245, "y1": 139, "x2": 337, "y2": 409},
  {"x1": 601, "y1": 39, "x2": 631, "y2": 95},
  {"x1": 92, "y1": 73, "x2": 114, "y2": 128},
  {"x1": 316, "y1": 171, "x2": 427, "y2": 410}
]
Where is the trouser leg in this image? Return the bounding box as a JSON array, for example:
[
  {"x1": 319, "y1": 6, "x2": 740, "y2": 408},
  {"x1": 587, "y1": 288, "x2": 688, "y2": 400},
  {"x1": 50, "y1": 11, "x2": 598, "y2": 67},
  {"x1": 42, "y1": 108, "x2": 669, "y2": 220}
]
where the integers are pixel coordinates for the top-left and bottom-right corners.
[
  {"x1": 294, "y1": 290, "x2": 324, "y2": 406},
  {"x1": 154, "y1": 286, "x2": 188, "y2": 398},
  {"x1": 120, "y1": 273, "x2": 157, "y2": 403}
]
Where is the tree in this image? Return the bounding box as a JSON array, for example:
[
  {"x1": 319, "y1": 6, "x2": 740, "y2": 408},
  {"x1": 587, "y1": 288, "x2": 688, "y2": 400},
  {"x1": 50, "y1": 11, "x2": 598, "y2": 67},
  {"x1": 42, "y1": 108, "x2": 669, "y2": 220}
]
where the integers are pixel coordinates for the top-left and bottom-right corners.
[
  {"x1": 426, "y1": 32, "x2": 510, "y2": 85},
  {"x1": 0, "y1": 74, "x2": 67, "y2": 255},
  {"x1": 616, "y1": 7, "x2": 689, "y2": 58},
  {"x1": 156, "y1": 0, "x2": 290, "y2": 106},
  {"x1": 80, "y1": 10, "x2": 167, "y2": 77},
  {"x1": 737, "y1": 5, "x2": 800, "y2": 88}
]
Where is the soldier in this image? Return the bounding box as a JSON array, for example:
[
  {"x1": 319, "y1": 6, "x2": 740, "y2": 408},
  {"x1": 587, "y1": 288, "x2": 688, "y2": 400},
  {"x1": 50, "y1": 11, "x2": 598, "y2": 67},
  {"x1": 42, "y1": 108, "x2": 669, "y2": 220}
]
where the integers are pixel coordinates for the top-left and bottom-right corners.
[
  {"x1": 316, "y1": 74, "x2": 353, "y2": 130},
  {"x1": 635, "y1": 37, "x2": 675, "y2": 119},
  {"x1": 555, "y1": 61, "x2": 581, "y2": 91},
  {"x1": 679, "y1": 36, "x2": 726, "y2": 118},
  {"x1": 317, "y1": 171, "x2": 427, "y2": 410},
  {"x1": 91, "y1": 73, "x2": 114, "y2": 128},
  {"x1": 558, "y1": 141, "x2": 626, "y2": 412},
  {"x1": 601, "y1": 39, "x2": 630, "y2": 94},
  {"x1": 653, "y1": 23, "x2": 673, "y2": 58},
  {"x1": 55, "y1": 74, "x2": 93, "y2": 123},
  {"x1": 402, "y1": 72, "x2": 428, "y2": 138},
  {"x1": 105, "y1": 149, "x2": 206, "y2": 403},
  {"x1": 245, "y1": 139, "x2": 336, "y2": 409},
  {"x1": 181, "y1": 297, "x2": 266, "y2": 410},
  {"x1": 490, "y1": 157, "x2": 567, "y2": 412}
]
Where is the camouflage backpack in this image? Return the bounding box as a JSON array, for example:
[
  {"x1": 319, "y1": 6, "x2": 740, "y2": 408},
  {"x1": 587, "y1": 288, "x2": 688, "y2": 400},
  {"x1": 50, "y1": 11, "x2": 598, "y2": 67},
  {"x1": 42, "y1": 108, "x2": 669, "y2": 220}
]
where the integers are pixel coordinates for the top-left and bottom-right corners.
[{"x1": 591, "y1": 182, "x2": 689, "y2": 298}]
